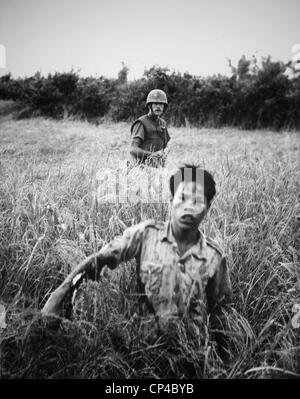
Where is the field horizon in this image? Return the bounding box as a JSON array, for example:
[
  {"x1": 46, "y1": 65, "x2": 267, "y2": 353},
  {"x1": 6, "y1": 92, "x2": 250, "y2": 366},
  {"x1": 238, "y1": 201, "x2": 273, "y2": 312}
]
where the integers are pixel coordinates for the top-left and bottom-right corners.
[{"x1": 0, "y1": 117, "x2": 299, "y2": 378}]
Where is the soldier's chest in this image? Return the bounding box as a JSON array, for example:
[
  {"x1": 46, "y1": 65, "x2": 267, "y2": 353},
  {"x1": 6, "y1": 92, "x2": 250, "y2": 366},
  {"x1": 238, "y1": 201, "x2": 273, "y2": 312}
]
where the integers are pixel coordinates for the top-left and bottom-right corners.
[
  {"x1": 145, "y1": 121, "x2": 165, "y2": 140},
  {"x1": 138, "y1": 240, "x2": 210, "y2": 312}
]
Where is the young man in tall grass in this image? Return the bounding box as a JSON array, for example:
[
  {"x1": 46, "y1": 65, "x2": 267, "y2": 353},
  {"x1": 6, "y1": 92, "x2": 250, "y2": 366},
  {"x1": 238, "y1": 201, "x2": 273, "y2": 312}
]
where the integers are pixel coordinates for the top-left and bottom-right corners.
[{"x1": 42, "y1": 165, "x2": 232, "y2": 361}]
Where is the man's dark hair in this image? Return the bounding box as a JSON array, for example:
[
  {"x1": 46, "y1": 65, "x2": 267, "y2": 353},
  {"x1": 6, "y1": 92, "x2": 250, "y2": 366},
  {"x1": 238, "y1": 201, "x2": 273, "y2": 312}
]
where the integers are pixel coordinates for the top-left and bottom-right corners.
[{"x1": 169, "y1": 164, "x2": 216, "y2": 208}]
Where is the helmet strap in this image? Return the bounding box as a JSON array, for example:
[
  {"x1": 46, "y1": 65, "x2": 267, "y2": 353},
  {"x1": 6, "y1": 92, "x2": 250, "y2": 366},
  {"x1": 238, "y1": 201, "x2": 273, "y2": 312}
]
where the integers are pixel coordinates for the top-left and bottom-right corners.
[{"x1": 148, "y1": 104, "x2": 155, "y2": 117}]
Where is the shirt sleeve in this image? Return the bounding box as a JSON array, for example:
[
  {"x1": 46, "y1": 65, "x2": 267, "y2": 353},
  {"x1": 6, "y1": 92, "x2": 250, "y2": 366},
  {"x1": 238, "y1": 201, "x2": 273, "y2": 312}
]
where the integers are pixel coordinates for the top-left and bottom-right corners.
[
  {"x1": 131, "y1": 121, "x2": 145, "y2": 142},
  {"x1": 131, "y1": 137, "x2": 143, "y2": 148},
  {"x1": 99, "y1": 222, "x2": 145, "y2": 270},
  {"x1": 206, "y1": 257, "x2": 232, "y2": 313},
  {"x1": 165, "y1": 127, "x2": 171, "y2": 145}
]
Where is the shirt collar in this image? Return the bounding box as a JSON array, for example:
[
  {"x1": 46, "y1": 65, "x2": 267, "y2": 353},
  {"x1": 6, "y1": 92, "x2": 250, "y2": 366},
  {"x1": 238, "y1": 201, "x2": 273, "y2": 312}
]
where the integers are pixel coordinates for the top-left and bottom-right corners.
[
  {"x1": 161, "y1": 220, "x2": 208, "y2": 261},
  {"x1": 161, "y1": 220, "x2": 174, "y2": 244}
]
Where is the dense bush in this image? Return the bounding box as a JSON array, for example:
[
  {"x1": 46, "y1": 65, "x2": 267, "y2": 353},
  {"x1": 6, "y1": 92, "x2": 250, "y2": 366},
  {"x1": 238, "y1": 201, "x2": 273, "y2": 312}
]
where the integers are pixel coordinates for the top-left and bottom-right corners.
[
  {"x1": 0, "y1": 72, "x2": 79, "y2": 118},
  {"x1": 73, "y1": 77, "x2": 117, "y2": 120},
  {"x1": 0, "y1": 55, "x2": 299, "y2": 130}
]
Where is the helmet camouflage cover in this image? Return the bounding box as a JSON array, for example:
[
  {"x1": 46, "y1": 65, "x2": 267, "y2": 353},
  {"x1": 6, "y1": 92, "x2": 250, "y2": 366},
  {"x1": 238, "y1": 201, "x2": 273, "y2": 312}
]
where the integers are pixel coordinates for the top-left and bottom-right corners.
[{"x1": 146, "y1": 89, "x2": 168, "y2": 106}]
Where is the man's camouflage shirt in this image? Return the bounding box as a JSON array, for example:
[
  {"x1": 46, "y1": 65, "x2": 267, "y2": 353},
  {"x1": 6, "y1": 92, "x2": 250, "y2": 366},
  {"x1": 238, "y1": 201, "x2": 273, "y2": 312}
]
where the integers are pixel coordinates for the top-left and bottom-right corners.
[{"x1": 99, "y1": 219, "x2": 232, "y2": 334}]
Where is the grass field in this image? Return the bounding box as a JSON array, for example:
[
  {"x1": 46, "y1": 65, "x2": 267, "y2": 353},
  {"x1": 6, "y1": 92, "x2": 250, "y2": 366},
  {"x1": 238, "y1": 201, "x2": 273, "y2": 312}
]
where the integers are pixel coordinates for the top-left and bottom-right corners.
[{"x1": 0, "y1": 116, "x2": 299, "y2": 378}]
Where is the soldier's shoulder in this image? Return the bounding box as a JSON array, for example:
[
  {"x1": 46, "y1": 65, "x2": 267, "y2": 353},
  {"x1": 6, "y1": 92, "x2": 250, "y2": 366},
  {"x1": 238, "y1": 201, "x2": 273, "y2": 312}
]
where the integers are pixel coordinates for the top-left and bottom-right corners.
[
  {"x1": 128, "y1": 219, "x2": 162, "y2": 230},
  {"x1": 138, "y1": 114, "x2": 149, "y2": 123},
  {"x1": 141, "y1": 219, "x2": 165, "y2": 230},
  {"x1": 205, "y1": 235, "x2": 224, "y2": 258},
  {"x1": 125, "y1": 219, "x2": 159, "y2": 237},
  {"x1": 132, "y1": 219, "x2": 166, "y2": 236},
  {"x1": 131, "y1": 115, "x2": 147, "y2": 130}
]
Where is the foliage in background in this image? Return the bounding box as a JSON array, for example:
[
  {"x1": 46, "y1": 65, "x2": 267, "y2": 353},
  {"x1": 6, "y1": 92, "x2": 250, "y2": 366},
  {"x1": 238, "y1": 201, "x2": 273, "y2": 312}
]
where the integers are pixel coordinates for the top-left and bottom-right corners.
[{"x1": 0, "y1": 55, "x2": 299, "y2": 129}]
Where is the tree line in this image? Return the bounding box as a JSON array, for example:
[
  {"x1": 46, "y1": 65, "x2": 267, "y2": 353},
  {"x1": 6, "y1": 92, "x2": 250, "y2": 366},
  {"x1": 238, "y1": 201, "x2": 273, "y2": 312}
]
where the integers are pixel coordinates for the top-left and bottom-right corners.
[{"x1": 0, "y1": 55, "x2": 299, "y2": 130}]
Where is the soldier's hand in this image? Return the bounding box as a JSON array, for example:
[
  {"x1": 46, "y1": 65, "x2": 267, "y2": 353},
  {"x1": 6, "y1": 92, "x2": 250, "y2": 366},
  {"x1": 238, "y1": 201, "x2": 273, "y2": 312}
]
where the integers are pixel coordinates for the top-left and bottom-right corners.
[
  {"x1": 42, "y1": 251, "x2": 104, "y2": 319},
  {"x1": 42, "y1": 281, "x2": 72, "y2": 318},
  {"x1": 152, "y1": 150, "x2": 164, "y2": 159}
]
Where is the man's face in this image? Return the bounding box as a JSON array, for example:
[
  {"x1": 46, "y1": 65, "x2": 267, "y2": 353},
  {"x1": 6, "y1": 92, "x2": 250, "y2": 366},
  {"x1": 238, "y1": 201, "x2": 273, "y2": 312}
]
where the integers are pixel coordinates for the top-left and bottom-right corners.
[
  {"x1": 151, "y1": 102, "x2": 164, "y2": 117},
  {"x1": 170, "y1": 181, "x2": 208, "y2": 230}
]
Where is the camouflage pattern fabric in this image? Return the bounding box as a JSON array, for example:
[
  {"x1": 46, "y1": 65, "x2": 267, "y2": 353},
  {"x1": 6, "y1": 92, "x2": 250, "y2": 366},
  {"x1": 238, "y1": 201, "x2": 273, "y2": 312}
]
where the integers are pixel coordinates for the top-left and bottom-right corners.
[{"x1": 97, "y1": 220, "x2": 232, "y2": 337}]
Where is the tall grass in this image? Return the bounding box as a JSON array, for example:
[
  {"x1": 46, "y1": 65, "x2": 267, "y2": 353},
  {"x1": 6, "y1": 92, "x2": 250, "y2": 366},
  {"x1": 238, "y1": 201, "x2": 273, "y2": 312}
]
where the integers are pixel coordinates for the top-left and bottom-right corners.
[{"x1": 0, "y1": 119, "x2": 299, "y2": 378}]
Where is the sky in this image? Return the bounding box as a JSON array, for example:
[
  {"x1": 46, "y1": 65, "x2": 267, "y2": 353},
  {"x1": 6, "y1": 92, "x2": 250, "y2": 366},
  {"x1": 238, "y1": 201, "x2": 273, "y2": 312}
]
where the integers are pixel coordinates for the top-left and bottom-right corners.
[{"x1": 0, "y1": 0, "x2": 299, "y2": 80}]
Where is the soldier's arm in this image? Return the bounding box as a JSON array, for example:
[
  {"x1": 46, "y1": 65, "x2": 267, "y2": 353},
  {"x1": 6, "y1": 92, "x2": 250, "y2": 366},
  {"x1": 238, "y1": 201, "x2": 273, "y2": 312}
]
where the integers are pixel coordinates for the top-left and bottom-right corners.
[
  {"x1": 130, "y1": 138, "x2": 153, "y2": 160},
  {"x1": 42, "y1": 223, "x2": 145, "y2": 317},
  {"x1": 206, "y1": 257, "x2": 232, "y2": 363},
  {"x1": 130, "y1": 142, "x2": 163, "y2": 163},
  {"x1": 130, "y1": 122, "x2": 151, "y2": 160},
  {"x1": 41, "y1": 250, "x2": 106, "y2": 317},
  {"x1": 160, "y1": 126, "x2": 170, "y2": 162},
  {"x1": 130, "y1": 122, "x2": 161, "y2": 160},
  {"x1": 165, "y1": 127, "x2": 171, "y2": 146}
]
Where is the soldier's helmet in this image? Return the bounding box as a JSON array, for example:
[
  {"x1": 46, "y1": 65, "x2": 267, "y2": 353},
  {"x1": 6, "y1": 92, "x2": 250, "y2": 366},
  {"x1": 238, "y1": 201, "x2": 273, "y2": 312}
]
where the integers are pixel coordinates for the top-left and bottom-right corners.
[{"x1": 146, "y1": 89, "x2": 168, "y2": 107}]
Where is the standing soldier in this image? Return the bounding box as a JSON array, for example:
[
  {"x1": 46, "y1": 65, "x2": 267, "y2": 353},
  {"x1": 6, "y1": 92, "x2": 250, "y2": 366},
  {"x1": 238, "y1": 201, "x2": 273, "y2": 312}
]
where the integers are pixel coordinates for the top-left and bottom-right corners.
[{"x1": 129, "y1": 89, "x2": 171, "y2": 167}]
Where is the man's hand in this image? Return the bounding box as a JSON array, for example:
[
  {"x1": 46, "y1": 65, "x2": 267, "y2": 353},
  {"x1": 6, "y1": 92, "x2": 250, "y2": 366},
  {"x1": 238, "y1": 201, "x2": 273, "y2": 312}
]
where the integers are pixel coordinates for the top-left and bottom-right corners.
[
  {"x1": 153, "y1": 150, "x2": 164, "y2": 159},
  {"x1": 42, "y1": 280, "x2": 72, "y2": 317},
  {"x1": 163, "y1": 147, "x2": 170, "y2": 156},
  {"x1": 41, "y1": 250, "x2": 104, "y2": 318},
  {"x1": 150, "y1": 150, "x2": 165, "y2": 164},
  {"x1": 150, "y1": 149, "x2": 168, "y2": 167}
]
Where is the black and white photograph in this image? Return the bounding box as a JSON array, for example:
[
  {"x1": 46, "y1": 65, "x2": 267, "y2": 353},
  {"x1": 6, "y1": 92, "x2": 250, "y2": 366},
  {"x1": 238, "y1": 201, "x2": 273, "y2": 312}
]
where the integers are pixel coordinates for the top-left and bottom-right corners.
[{"x1": 0, "y1": 0, "x2": 299, "y2": 382}]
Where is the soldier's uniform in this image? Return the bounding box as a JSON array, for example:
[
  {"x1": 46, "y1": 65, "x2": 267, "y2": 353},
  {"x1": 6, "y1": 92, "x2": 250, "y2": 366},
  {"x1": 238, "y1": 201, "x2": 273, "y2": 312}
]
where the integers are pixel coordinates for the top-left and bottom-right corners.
[
  {"x1": 98, "y1": 219, "x2": 232, "y2": 340},
  {"x1": 129, "y1": 114, "x2": 171, "y2": 167}
]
